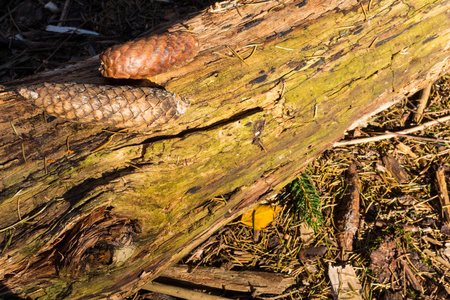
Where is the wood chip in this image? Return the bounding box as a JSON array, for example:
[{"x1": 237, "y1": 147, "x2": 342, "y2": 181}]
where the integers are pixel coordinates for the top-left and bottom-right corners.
[
  {"x1": 298, "y1": 246, "x2": 327, "y2": 262},
  {"x1": 299, "y1": 223, "x2": 315, "y2": 245},
  {"x1": 422, "y1": 235, "x2": 443, "y2": 246},
  {"x1": 413, "y1": 83, "x2": 432, "y2": 123},
  {"x1": 395, "y1": 142, "x2": 418, "y2": 158},
  {"x1": 382, "y1": 155, "x2": 409, "y2": 184},
  {"x1": 328, "y1": 263, "x2": 363, "y2": 300}
]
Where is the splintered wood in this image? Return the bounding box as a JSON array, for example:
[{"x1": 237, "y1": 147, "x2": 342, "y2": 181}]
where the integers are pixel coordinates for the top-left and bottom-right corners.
[
  {"x1": 335, "y1": 163, "x2": 361, "y2": 259},
  {"x1": 413, "y1": 83, "x2": 433, "y2": 124},
  {"x1": 328, "y1": 264, "x2": 363, "y2": 300},
  {"x1": 159, "y1": 265, "x2": 295, "y2": 296}
]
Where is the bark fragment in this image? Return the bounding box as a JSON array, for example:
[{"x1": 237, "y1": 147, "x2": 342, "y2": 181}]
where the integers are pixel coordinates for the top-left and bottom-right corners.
[
  {"x1": 335, "y1": 163, "x2": 361, "y2": 259},
  {"x1": 382, "y1": 155, "x2": 409, "y2": 184},
  {"x1": 328, "y1": 263, "x2": 363, "y2": 300}
]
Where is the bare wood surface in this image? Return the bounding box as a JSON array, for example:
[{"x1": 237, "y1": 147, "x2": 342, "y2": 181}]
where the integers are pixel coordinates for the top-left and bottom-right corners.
[
  {"x1": 328, "y1": 264, "x2": 363, "y2": 300},
  {"x1": 158, "y1": 265, "x2": 295, "y2": 296},
  {"x1": 0, "y1": 0, "x2": 449, "y2": 299}
]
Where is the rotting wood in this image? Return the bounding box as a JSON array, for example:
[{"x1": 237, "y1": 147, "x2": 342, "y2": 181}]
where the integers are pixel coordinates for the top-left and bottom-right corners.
[
  {"x1": 0, "y1": 0, "x2": 450, "y2": 298},
  {"x1": 142, "y1": 281, "x2": 232, "y2": 300},
  {"x1": 157, "y1": 264, "x2": 295, "y2": 296},
  {"x1": 335, "y1": 163, "x2": 361, "y2": 260}
]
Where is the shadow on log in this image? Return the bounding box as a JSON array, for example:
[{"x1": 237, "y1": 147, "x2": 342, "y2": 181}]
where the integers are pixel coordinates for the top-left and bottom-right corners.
[{"x1": 0, "y1": 0, "x2": 449, "y2": 298}]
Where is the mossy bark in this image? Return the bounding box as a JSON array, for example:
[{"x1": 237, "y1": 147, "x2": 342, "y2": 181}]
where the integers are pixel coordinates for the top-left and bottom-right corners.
[{"x1": 1, "y1": 0, "x2": 449, "y2": 298}]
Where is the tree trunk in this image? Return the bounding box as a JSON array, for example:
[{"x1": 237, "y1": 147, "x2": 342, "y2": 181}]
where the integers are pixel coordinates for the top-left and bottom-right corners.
[{"x1": 1, "y1": 0, "x2": 449, "y2": 298}]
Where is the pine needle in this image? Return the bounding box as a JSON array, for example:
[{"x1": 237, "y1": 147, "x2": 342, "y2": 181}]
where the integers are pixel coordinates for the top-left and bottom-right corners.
[{"x1": 283, "y1": 173, "x2": 323, "y2": 230}]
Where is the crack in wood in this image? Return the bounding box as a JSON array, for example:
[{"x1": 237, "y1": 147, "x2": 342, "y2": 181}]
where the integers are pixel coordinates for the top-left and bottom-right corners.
[{"x1": 115, "y1": 107, "x2": 265, "y2": 151}]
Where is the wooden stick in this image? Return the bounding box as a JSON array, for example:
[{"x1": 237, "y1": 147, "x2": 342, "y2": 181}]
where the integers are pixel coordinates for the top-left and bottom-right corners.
[
  {"x1": 158, "y1": 265, "x2": 295, "y2": 296},
  {"x1": 334, "y1": 114, "x2": 450, "y2": 147},
  {"x1": 436, "y1": 166, "x2": 450, "y2": 224},
  {"x1": 58, "y1": 0, "x2": 72, "y2": 26},
  {"x1": 335, "y1": 163, "x2": 360, "y2": 260},
  {"x1": 386, "y1": 131, "x2": 450, "y2": 144},
  {"x1": 423, "y1": 249, "x2": 450, "y2": 269},
  {"x1": 142, "y1": 281, "x2": 233, "y2": 300}
]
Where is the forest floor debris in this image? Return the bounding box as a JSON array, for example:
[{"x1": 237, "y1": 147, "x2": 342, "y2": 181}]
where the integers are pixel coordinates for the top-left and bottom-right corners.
[
  {"x1": 2, "y1": 1, "x2": 450, "y2": 299},
  {"x1": 149, "y1": 74, "x2": 450, "y2": 299}
]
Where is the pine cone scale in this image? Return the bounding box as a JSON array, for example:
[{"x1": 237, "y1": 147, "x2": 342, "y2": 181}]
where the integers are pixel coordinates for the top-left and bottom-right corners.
[{"x1": 18, "y1": 83, "x2": 190, "y2": 128}]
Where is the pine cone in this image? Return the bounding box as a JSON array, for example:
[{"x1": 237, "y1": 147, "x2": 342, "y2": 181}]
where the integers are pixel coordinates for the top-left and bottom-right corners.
[
  {"x1": 100, "y1": 32, "x2": 199, "y2": 79},
  {"x1": 18, "y1": 82, "x2": 190, "y2": 128}
]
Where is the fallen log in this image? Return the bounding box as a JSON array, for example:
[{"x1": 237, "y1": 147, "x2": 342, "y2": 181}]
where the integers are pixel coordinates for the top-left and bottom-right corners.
[{"x1": 0, "y1": 0, "x2": 449, "y2": 298}]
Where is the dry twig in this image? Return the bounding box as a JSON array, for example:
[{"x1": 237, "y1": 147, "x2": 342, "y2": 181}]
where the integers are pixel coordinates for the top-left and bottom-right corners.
[
  {"x1": 334, "y1": 114, "x2": 450, "y2": 146},
  {"x1": 436, "y1": 166, "x2": 450, "y2": 224}
]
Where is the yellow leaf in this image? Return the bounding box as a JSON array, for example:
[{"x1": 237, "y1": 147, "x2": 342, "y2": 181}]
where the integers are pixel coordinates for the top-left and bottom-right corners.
[{"x1": 241, "y1": 204, "x2": 282, "y2": 230}]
